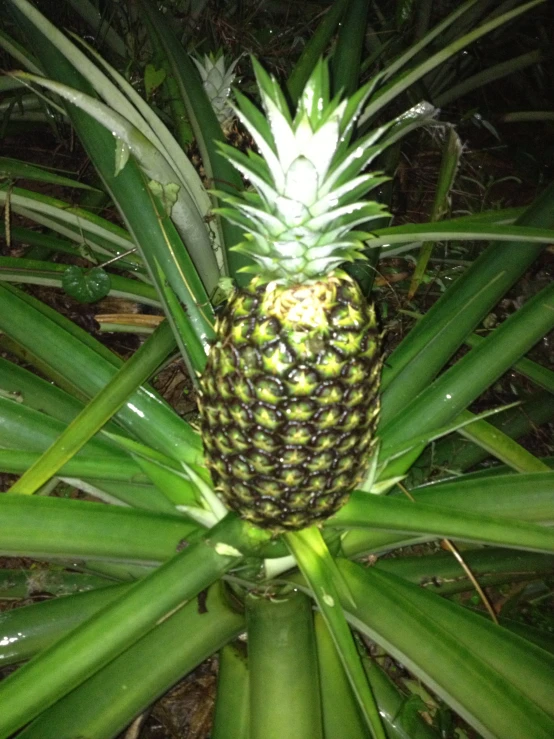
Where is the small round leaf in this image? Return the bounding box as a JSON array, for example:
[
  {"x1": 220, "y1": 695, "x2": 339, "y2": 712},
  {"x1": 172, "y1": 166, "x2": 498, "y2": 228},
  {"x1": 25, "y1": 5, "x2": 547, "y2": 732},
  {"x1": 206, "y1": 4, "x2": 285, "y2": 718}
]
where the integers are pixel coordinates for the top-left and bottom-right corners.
[{"x1": 62, "y1": 265, "x2": 111, "y2": 303}]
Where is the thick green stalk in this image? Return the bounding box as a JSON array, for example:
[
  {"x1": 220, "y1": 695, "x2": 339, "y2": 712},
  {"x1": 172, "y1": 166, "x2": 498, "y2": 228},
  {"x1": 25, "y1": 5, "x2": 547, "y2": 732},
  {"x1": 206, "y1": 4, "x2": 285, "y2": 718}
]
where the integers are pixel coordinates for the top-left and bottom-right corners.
[
  {"x1": 212, "y1": 643, "x2": 250, "y2": 739},
  {"x1": 17, "y1": 583, "x2": 244, "y2": 739},
  {"x1": 286, "y1": 527, "x2": 386, "y2": 739},
  {"x1": 313, "y1": 613, "x2": 371, "y2": 739},
  {"x1": 0, "y1": 513, "x2": 251, "y2": 739},
  {"x1": 246, "y1": 590, "x2": 323, "y2": 739}
]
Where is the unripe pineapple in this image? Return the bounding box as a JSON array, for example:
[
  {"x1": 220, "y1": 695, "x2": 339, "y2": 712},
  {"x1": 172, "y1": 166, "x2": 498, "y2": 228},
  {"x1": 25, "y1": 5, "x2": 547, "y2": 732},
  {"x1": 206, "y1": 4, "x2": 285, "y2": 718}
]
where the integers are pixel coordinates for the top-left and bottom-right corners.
[{"x1": 199, "y1": 59, "x2": 388, "y2": 532}]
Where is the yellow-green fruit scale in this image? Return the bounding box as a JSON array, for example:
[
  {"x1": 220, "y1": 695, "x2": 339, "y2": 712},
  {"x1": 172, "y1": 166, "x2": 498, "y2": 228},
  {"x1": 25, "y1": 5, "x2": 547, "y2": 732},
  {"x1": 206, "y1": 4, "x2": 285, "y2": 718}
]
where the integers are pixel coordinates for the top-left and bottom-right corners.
[{"x1": 198, "y1": 272, "x2": 381, "y2": 532}]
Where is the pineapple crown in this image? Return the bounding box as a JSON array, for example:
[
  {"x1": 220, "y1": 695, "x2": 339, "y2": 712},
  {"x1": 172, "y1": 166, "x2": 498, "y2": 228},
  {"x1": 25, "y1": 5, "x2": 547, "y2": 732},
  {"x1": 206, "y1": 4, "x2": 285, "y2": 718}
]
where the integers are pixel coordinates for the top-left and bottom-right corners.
[
  {"x1": 191, "y1": 50, "x2": 240, "y2": 126},
  {"x1": 212, "y1": 58, "x2": 391, "y2": 283}
]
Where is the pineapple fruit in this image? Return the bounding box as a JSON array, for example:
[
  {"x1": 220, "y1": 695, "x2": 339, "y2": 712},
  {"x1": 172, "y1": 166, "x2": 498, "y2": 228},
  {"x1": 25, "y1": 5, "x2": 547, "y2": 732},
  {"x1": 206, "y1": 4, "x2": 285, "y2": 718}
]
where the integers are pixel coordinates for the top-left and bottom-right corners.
[{"x1": 198, "y1": 60, "x2": 388, "y2": 532}]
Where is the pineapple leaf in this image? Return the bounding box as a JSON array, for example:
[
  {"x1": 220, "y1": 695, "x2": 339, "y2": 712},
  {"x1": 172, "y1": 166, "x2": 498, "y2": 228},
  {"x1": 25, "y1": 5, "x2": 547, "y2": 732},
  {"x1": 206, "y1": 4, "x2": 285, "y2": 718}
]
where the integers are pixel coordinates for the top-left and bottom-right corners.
[
  {"x1": 231, "y1": 89, "x2": 275, "y2": 152},
  {"x1": 251, "y1": 55, "x2": 292, "y2": 123},
  {"x1": 286, "y1": 527, "x2": 387, "y2": 739}
]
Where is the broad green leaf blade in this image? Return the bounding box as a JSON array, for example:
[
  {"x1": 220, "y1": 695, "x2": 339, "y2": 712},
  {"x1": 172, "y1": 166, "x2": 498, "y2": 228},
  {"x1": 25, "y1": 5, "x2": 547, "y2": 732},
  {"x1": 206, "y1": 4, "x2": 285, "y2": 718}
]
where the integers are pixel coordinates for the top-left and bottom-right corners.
[
  {"x1": 13, "y1": 69, "x2": 221, "y2": 294},
  {"x1": 372, "y1": 0, "x2": 480, "y2": 85},
  {"x1": 0, "y1": 514, "x2": 249, "y2": 739},
  {"x1": 0, "y1": 24, "x2": 42, "y2": 73},
  {"x1": 464, "y1": 331, "x2": 554, "y2": 393},
  {"x1": 435, "y1": 48, "x2": 544, "y2": 107},
  {"x1": 377, "y1": 401, "x2": 523, "y2": 466},
  {"x1": 7, "y1": 0, "x2": 216, "y2": 369},
  {"x1": 380, "y1": 180, "x2": 554, "y2": 422},
  {"x1": 0, "y1": 186, "x2": 138, "y2": 257},
  {"x1": 359, "y1": 0, "x2": 546, "y2": 127},
  {"x1": 65, "y1": 0, "x2": 127, "y2": 58},
  {"x1": 0, "y1": 356, "x2": 123, "y2": 434},
  {"x1": 331, "y1": 0, "x2": 369, "y2": 96},
  {"x1": 136, "y1": 0, "x2": 250, "y2": 281},
  {"x1": 375, "y1": 547, "x2": 554, "y2": 597},
  {"x1": 340, "y1": 472, "x2": 554, "y2": 556},
  {"x1": 408, "y1": 127, "x2": 462, "y2": 299},
  {"x1": 0, "y1": 448, "x2": 147, "y2": 484},
  {"x1": 370, "y1": 221, "x2": 554, "y2": 249},
  {"x1": 410, "y1": 390, "x2": 554, "y2": 482},
  {"x1": 246, "y1": 590, "x2": 323, "y2": 739},
  {"x1": 9, "y1": 320, "x2": 177, "y2": 495},
  {"x1": 330, "y1": 491, "x2": 554, "y2": 554},
  {"x1": 0, "y1": 403, "x2": 175, "y2": 512},
  {"x1": 17, "y1": 583, "x2": 244, "y2": 739},
  {"x1": 0, "y1": 582, "x2": 131, "y2": 666},
  {"x1": 286, "y1": 0, "x2": 351, "y2": 102},
  {"x1": 0, "y1": 494, "x2": 197, "y2": 563},
  {"x1": 338, "y1": 561, "x2": 554, "y2": 739},
  {"x1": 286, "y1": 527, "x2": 386, "y2": 739},
  {"x1": 361, "y1": 656, "x2": 440, "y2": 739},
  {"x1": 380, "y1": 282, "x2": 554, "y2": 464},
  {"x1": 0, "y1": 156, "x2": 99, "y2": 189},
  {"x1": 454, "y1": 409, "x2": 551, "y2": 473},
  {"x1": 0, "y1": 569, "x2": 111, "y2": 600},
  {"x1": 103, "y1": 432, "x2": 210, "y2": 510},
  {"x1": 0, "y1": 395, "x2": 132, "y2": 461},
  {"x1": 0, "y1": 284, "x2": 203, "y2": 464}
]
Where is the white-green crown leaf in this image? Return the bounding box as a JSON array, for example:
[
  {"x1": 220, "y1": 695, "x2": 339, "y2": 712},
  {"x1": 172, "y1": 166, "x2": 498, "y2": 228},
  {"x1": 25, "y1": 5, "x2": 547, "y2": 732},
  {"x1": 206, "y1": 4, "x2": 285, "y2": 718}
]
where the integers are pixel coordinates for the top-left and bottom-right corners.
[{"x1": 214, "y1": 58, "x2": 393, "y2": 282}]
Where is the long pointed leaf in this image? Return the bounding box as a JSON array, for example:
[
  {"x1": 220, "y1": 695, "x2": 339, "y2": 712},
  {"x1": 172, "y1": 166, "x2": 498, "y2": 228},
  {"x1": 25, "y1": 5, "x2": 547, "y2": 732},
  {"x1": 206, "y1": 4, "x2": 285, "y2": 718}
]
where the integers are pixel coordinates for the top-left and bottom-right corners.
[
  {"x1": 339, "y1": 561, "x2": 554, "y2": 739},
  {"x1": 0, "y1": 513, "x2": 249, "y2": 739},
  {"x1": 286, "y1": 527, "x2": 386, "y2": 739},
  {"x1": 380, "y1": 180, "x2": 554, "y2": 421},
  {"x1": 0, "y1": 283, "x2": 203, "y2": 464},
  {"x1": 330, "y1": 491, "x2": 554, "y2": 553},
  {"x1": 16, "y1": 583, "x2": 244, "y2": 739}
]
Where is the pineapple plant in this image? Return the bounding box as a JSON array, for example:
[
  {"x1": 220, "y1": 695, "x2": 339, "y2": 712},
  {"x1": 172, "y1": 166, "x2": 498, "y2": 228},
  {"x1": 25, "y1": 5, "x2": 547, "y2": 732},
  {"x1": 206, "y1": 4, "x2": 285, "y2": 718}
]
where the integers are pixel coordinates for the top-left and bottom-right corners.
[
  {"x1": 3, "y1": 2, "x2": 554, "y2": 738},
  {"x1": 199, "y1": 60, "x2": 387, "y2": 531},
  {"x1": 191, "y1": 50, "x2": 240, "y2": 133}
]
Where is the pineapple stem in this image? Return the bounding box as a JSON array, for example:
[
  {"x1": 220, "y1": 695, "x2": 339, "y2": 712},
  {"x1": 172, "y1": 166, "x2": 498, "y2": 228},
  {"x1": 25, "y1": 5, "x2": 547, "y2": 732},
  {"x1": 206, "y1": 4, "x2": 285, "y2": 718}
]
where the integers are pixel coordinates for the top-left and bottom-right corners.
[{"x1": 285, "y1": 526, "x2": 387, "y2": 739}]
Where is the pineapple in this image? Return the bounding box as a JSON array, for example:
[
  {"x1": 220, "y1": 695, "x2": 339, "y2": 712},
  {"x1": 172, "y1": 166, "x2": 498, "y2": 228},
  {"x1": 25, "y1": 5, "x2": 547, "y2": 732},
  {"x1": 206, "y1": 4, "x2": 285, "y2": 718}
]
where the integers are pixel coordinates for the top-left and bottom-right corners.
[
  {"x1": 198, "y1": 59, "x2": 388, "y2": 532},
  {"x1": 191, "y1": 51, "x2": 240, "y2": 133}
]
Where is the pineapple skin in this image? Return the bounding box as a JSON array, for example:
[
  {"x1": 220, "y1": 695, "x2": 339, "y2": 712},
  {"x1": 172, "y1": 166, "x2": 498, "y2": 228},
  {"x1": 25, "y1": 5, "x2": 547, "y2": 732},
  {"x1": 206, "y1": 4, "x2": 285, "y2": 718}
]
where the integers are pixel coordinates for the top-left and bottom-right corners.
[{"x1": 199, "y1": 272, "x2": 381, "y2": 532}]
